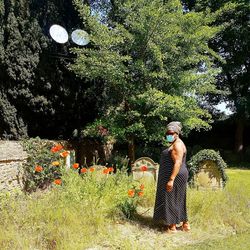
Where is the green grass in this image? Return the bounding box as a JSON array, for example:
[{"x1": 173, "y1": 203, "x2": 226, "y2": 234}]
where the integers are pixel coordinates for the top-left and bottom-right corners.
[
  {"x1": 180, "y1": 169, "x2": 250, "y2": 250},
  {"x1": 0, "y1": 168, "x2": 249, "y2": 249},
  {"x1": 182, "y1": 232, "x2": 250, "y2": 250}
]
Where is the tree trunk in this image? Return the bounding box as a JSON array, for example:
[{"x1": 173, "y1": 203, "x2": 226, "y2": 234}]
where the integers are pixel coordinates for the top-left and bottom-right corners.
[
  {"x1": 234, "y1": 118, "x2": 244, "y2": 153},
  {"x1": 128, "y1": 136, "x2": 135, "y2": 164}
]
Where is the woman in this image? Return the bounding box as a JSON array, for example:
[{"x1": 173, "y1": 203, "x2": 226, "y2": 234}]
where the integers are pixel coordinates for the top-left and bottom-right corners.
[{"x1": 153, "y1": 121, "x2": 190, "y2": 232}]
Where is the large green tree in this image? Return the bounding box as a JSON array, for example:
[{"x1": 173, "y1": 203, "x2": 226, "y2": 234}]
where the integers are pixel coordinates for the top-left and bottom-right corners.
[
  {"x1": 71, "y1": 0, "x2": 220, "y2": 161},
  {"x1": 185, "y1": 0, "x2": 250, "y2": 153}
]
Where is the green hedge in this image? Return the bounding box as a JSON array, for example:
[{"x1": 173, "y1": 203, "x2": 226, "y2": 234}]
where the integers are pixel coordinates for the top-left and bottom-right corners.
[{"x1": 187, "y1": 149, "x2": 228, "y2": 187}]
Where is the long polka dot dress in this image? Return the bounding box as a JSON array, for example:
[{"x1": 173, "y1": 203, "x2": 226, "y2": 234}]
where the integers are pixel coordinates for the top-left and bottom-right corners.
[{"x1": 153, "y1": 148, "x2": 188, "y2": 225}]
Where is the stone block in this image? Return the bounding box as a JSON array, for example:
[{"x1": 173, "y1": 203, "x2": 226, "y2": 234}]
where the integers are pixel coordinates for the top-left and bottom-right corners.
[
  {"x1": 132, "y1": 157, "x2": 159, "y2": 185},
  {"x1": 193, "y1": 160, "x2": 223, "y2": 190},
  {"x1": 0, "y1": 141, "x2": 27, "y2": 191}
]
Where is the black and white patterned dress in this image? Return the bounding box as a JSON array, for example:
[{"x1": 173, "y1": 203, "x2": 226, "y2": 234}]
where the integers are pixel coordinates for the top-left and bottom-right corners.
[{"x1": 153, "y1": 147, "x2": 188, "y2": 224}]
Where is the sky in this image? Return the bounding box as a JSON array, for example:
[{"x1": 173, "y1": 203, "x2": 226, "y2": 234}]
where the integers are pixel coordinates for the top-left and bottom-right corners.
[{"x1": 215, "y1": 102, "x2": 233, "y2": 115}]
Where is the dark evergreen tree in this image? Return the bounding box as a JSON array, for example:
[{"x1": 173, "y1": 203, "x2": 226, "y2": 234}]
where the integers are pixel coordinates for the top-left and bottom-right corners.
[{"x1": 0, "y1": 0, "x2": 98, "y2": 139}]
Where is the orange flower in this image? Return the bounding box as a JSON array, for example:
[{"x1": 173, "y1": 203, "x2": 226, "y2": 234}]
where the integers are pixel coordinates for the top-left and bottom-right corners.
[
  {"x1": 103, "y1": 168, "x2": 109, "y2": 174},
  {"x1": 80, "y1": 168, "x2": 88, "y2": 173},
  {"x1": 51, "y1": 144, "x2": 63, "y2": 153},
  {"x1": 108, "y1": 167, "x2": 114, "y2": 173},
  {"x1": 89, "y1": 167, "x2": 95, "y2": 172},
  {"x1": 72, "y1": 163, "x2": 79, "y2": 169},
  {"x1": 52, "y1": 161, "x2": 60, "y2": 166},
  {"x1": 51, "y1": 146, "x2": 58, "y2": 153},
  {"x1": 56, "y1": 144, "x2": 63, "y2": 151},
  {"x1": 128, "y1": 189, "x2": 135, "y2": 198},
  {"x1": 140, "y1": 184, "x2": 145, "y2": 190},
  {"x1": 54, "y1": 179, "x2": 62, "y2": 185},
  {"x1": 60, "y1": 151, "x2": 69, "y2": 158},
  {"x1": 140, "y1": 165, "x2": 148, "y2": 171},
  {"x1": 35, "y1": 165, "x2": 43, "y2": 172},
  {"x1": 138, "y1": 191, "x2": 144, "y2": 197}
]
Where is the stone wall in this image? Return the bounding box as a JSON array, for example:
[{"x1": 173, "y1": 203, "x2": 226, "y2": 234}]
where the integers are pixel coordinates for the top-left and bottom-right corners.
[
  {"x1": 0, "y1": 141, "x2": 27, "y2": 191},
  {"x1": 0, "y1": 139, "x2": 114, "y2": 192}
]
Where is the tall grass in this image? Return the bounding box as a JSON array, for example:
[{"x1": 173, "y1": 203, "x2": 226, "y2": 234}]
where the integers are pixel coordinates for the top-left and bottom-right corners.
[
  {"x1": 0, "y1": 169, "x2": 249, "y2": 249},
  {"x1": 0, "y1": 168, "x2": 139, "y2": 249},
  {"x1": 187, "y1": 169, "x2": 250, "y2": 234},
  {"x1": 139, "y1": 169, "x2": 250, "y2": 234}
]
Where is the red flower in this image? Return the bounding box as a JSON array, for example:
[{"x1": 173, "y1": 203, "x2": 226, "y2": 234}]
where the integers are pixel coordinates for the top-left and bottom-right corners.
[
  {"x1": 35, "y1": 165, "x2": 43, "y2": 172},
  {"x1": 140, "y1": 165, "x2": 148, "y2": 171},
  {"x1": 80, "y1": 168, "x2": 88, "y2": 174},
  {"x1": 128, "y1": 189, "x2": 135, "y2": 198},
  {"x1": 103, "y1": 168, "x2": 109, "y2": 174},
  {"x1": 72, "y1": 163, "x2": 79, "y2": 169},
  {"x1": 138, "y1": 191, "x2": 144, "y2": 197},
  {"x1": 108, "y1": 167, "x2": 114, "y2": 173},
  {"x1": 54, "y1": 179, "x2": 62, "y2": 185},
  {"x1": 89, "y1": 167, "x2": 95, "y2": 172},
  {"x1": 140, "y1": 184, "x2": 145, "y2": 190},
  {"x1": 60, "y1": 151, "x2": 69, "y2": 158},
  {"x1": 51, "y1": 144, "x2": 63, "y2": 153}
]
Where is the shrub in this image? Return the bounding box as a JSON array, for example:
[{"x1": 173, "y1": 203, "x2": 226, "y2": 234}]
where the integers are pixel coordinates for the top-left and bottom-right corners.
[
  {"x1": 107, "y1": 153, "x2": 130, "y2": 171},
  {"x1": 22, "y1": 137, "x2": 66, "y2": 192},
  {"x1": 187, "y1": 149, "x2": 228, "y2": 187}
]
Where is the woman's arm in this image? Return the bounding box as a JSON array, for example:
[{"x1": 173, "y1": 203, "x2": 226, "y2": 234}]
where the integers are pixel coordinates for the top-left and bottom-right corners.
[{"x1": 166, "y1": 141, "x2": 184, "y2": 192}]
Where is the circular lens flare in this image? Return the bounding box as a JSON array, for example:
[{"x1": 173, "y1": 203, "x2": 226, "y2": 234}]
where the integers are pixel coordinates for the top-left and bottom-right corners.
[
  {"x1": 71, "y1": 29, "x2": 90, "y2": 46},
  {"x1": 49, "y1": 24, "x2": 69, "y2": 44}
]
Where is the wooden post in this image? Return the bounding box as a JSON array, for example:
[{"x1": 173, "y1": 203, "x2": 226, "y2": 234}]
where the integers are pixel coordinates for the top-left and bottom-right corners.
[{"x1": 128, "y1": 136, "x2": 135, "y2": 164}]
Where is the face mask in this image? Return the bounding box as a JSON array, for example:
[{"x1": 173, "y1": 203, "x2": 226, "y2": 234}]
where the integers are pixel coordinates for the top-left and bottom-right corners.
[{"x1": 166, "y1": 135, "x2": 175, "y2": 143}]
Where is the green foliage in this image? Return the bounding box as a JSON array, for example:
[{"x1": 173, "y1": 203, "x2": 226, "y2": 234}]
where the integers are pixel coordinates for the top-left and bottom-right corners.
[
  {"x1": 188, "y1": 0, "x2": 250, "y2": 151},
  {"x1": 84, "y1": 88, "x2": 213, "y2": 143},
  {"x1": 118, "y1": 199, "x2": 137, "y2": 219},
  {"x1": 108, "y1": 154, "x2": 130, "y2": 171},
  {"x1": 0, "y1": 0, "x2": 44, "y2": 138},
  {"x1": 22, "y1": 137, "x2": 65, "y2": 192},
  {"x1": 80, "y1": 119, "x2": 112, "y2": 142},
  {"x1": 187, "y1": 149, "x2": 228, "y2": 186},
  {"x1": 118, "y1": 183, "x2": 145, "y2": 219},
  {"x1": 72, "y1": 0, "x2": 221, "y2": 145}
]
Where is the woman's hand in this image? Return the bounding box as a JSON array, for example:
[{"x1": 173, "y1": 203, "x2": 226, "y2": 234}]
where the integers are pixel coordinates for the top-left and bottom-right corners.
[{"x1": 166, "y1": 180, "x2": 174, "y2": 192}]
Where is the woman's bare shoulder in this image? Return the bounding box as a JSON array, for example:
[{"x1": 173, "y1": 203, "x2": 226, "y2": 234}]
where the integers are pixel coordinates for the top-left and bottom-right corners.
[{"x1": 173, "y1": 139, "x2": 186, "y2": 153}]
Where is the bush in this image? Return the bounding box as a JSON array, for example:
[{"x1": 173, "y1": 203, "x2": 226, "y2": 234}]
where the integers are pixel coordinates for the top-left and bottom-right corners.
[
  {"x1": 22, "y1": 137, "x2": 67, "y2": 192},
  {"x1": 187, "y1": 149, "x2": 228, "y2": 187}
]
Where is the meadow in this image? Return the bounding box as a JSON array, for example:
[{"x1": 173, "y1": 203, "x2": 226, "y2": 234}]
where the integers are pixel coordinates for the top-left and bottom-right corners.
[{"x1": 0, "y1": 168, "x2": 249, "y2": 250}]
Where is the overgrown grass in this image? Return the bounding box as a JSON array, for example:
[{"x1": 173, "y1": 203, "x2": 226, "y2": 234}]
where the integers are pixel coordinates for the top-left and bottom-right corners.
[
  {"x1": 0, "y1": 169, "x2": 249, "y2": 249},
  {"x1": 0, "y1": 168, "x2": 139, "y2": 249},
  {"x1": 182, "y1": 169, "x2": 250, "y2": 249}
]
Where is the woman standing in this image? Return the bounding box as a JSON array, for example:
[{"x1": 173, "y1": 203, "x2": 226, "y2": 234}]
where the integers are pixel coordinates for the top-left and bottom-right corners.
[{"x1": 153, "y1": 121, "x2": 190, "y2": 232}]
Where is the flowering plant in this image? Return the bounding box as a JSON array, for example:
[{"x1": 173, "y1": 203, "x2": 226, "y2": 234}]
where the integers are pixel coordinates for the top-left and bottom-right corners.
[
  {"x1": 22, "y1": 138, "x2": 66, "y2": 192},
  {"x1": 119, "y1": 183, "x2": 145, "y2": 219}
]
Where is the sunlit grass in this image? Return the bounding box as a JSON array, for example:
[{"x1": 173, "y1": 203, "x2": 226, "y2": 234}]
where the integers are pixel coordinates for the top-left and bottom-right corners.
[
  {"x1": 0, "y1": 168, "x2": 249, "y2": 249},
  {"x1": 0, "y1": 169, "x2": 136, "y2": 249}
]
